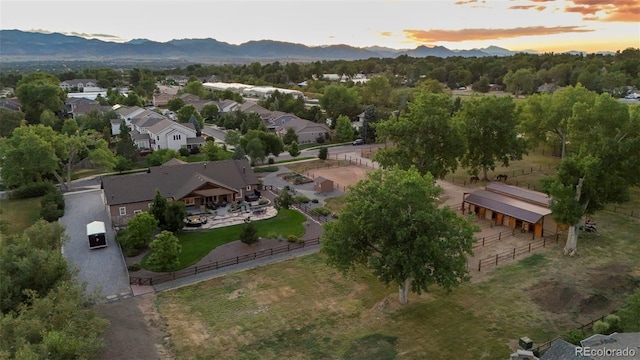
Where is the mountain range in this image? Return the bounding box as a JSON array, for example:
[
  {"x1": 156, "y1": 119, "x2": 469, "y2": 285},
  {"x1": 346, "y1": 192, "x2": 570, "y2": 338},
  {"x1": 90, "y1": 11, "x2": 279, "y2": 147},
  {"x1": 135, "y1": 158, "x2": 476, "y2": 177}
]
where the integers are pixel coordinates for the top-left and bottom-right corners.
[{"x1": 0, "y1": 29, "x2": 543, "y2": 63}]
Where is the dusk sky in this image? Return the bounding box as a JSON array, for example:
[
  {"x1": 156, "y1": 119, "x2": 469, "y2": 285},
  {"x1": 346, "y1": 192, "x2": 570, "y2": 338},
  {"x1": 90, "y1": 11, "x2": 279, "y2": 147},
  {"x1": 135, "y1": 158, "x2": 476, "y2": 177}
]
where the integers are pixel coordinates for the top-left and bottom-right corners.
[{"x1": 1, "y1": 0, "x2": 638, "y2": 53}]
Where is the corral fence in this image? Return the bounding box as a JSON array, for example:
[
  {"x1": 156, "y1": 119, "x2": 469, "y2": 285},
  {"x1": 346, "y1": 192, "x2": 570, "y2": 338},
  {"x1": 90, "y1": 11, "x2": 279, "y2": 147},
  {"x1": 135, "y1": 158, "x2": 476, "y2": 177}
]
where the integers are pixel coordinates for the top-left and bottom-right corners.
[
  {"x1": 448, "y1": 164, "x2": 556, "y2": 188},
  {"x1": 129, "y1": 237, "x2": 321, "y2": 286},
  {"x1": 532, "y1": 311, "x2": 617, "y2": 354},
  {"x1": 477, "y1": 233, "x2": 560, "y2": 271},
  {"x1": 608, "y1": 206, "x2": 640, "y2": 219}
]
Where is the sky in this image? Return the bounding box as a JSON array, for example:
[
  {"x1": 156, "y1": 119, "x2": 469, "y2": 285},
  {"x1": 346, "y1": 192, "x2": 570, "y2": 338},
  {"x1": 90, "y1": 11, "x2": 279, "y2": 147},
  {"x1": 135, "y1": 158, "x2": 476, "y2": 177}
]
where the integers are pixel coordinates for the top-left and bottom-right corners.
[{"x1": 1, "y1": 0, "x2": 638, "y2": 53}]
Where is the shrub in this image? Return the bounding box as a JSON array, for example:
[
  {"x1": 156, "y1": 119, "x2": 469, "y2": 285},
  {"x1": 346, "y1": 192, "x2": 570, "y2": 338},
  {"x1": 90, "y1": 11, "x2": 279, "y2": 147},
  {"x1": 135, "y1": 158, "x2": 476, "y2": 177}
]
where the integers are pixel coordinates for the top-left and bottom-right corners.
[
  {"x1": 311, "y1": 199, "x2": 319, "y2": 203},
  {"x1": 258, "y1": 199, "x2": 269, "y2": 205},
  {"x1": 178, "y1": 148, "x2": 190, "y2": 157},
  {"x1": 40, "y1": 187, "x2": 65, "y2": 221},
  {"x1": 563, "y1": 329, "x2": 587, "y2": 345},
  {"x1": 240, "y1": 222, "x2": 259, "y2": 245},
  {"x1": 315, "y1": 135, "x2": 325, "y2": 144},
  {"x1": 190, "y1": 146, "x2": 201, "y2": 154},
  {"x1": 287, "y1": 234, "x2": 302, "y2": 243},
  {"x1": 127, "y1": 263, "x2": 141, "y2": 272},
  {"x1": 294, "y1": 195, "x2": 310, "y2": 203},
  {"x1": 268, "y1": 157, "x2": 275, "y2": 164},
  {"x1": 253, "y1": 166, "x2": 279, "y2": 173},
  {"x1": 11, "y1": 182, "x2": 56, "y2": 199},
  {"x1": 41, "y1": 202, "x2": 64, "y2": 222},
  {"x1": 318, "y1": 146, "x2": 328, "y2": 160},
  {"x1": 593, "y1": 320, "x2": 610, "y2": 335},
  {"x1": 312, "y1": 207, "x2": 331, "y2": 216}
]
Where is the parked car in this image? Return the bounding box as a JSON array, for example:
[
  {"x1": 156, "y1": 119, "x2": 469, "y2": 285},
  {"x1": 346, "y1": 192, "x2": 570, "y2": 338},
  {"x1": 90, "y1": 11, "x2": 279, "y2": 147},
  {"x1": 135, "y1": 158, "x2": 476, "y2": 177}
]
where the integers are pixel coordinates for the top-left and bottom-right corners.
[{"x1": 352, "y1": 139, "x2": 365, "y2": 146}]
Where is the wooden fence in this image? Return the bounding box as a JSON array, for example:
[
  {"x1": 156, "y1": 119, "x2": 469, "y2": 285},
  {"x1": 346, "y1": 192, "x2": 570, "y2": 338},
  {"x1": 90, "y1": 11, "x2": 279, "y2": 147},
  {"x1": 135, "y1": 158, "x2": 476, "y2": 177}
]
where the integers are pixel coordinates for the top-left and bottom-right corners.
[
  {"x1": 532, "y1": 311, "x2": 617, "y2": 354},
  {"x1": 129, "y1": 237, "x2": 321, "y2": 286},
  {"x1": 448, "y1": 164, "x2": 556, "y2": 188},
  {"x1": 477, "y1": 233, "x2": 560, "y2": 271}
]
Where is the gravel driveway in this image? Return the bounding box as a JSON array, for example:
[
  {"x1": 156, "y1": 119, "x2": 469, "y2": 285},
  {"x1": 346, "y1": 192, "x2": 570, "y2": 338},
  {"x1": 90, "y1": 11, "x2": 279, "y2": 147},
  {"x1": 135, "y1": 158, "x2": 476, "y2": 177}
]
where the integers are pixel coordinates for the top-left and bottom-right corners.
[{"x1": 60, "y1": 189, "x2": 131, "y2": 302}]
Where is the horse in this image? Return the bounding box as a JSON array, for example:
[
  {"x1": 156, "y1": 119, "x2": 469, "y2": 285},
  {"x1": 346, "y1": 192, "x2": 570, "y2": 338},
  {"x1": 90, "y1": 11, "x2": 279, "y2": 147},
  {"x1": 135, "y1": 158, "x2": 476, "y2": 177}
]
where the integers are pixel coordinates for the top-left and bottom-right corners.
[
  {"x1": 496, "y1": 174, "x2": 508, "y2": 182},
  {"x1": 469, "y1": 175, "x2": 480, "y2": 184}
]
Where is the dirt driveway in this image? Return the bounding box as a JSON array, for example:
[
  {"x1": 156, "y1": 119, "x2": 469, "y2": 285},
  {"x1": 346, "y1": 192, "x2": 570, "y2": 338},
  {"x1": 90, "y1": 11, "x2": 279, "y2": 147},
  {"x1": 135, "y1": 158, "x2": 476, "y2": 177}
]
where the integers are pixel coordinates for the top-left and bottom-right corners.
[{"x1": 95, "y1": 293, "x2": 172, "y2": 360}]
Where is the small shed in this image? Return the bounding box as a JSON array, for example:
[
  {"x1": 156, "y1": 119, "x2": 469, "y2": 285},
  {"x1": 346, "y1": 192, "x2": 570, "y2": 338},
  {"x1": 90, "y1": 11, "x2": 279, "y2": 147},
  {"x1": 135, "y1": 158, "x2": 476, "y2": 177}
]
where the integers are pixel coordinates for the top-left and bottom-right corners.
[
  {"x1": 314, "y1": 176, "x2": 334, "y2": 193},
  {"x1": 86, "y1": 221, "x2": 107, "y2": 249}
]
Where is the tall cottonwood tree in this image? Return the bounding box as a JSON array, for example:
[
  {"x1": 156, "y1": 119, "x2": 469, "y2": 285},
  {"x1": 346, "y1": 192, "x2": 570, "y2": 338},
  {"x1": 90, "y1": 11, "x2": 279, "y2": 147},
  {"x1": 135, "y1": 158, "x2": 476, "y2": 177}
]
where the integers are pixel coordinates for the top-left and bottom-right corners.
[
  {"x1": 456, "y1": 96, "x2": 527, "y2": 180},
  {"x1": 321, "y1": 167, "x2": 478, "y2": 304},
  {"x1": 375, "y1": 91, "x2": 465, "y2": 179},
  {"x1": 543, "y1": 94, "x2": 640, "y2": 255},
  {"x1": 519, "y1": 84, "x2": 596, "y2": 158}
]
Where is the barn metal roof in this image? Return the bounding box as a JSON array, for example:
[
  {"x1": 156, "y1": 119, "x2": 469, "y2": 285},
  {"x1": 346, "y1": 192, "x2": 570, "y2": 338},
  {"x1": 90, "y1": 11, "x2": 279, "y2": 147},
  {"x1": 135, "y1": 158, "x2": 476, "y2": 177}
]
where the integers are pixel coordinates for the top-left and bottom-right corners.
[{"x1": 464, "y1": 190, "x2": 552, "y2": 223}]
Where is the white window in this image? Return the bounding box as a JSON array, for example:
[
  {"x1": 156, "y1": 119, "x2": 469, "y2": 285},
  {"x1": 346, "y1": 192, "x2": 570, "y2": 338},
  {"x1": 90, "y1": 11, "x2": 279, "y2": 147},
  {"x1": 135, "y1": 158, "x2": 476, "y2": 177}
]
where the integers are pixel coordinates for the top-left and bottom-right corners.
[
  {"x1": 157, "y1": 136, "x2": 160, "y2": 140},
  {"x1": 173, "y1": 134, "x2": 182, "y2": 140},
  {"x1": 119, "y1": 207, "x2": 126, "y2": 216},
  {"x1": 246, "y1": 186, "x2": 252, "y2": 190},
  {"x1": 184, "y1": 198, "x2": 195, "y2": 206},
  {"x1": 133, "y1": 210, "x2": 142, "y2": 215}
]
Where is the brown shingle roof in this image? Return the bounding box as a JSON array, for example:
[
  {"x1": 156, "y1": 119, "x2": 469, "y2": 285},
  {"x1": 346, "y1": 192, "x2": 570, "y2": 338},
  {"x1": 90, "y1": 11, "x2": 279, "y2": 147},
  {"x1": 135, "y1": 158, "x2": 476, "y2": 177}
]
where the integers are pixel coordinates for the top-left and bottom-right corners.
[{"x1": 102, "y1": 159, "x2": 259, "y2": 205}]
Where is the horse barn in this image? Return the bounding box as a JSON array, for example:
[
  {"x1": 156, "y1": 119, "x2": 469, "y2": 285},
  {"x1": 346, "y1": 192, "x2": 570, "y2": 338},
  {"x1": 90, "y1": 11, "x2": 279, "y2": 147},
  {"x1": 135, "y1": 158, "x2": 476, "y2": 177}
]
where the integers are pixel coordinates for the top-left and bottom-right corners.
[{"x1": 462, "y1": 182, "x2": 557, "y2": 238}]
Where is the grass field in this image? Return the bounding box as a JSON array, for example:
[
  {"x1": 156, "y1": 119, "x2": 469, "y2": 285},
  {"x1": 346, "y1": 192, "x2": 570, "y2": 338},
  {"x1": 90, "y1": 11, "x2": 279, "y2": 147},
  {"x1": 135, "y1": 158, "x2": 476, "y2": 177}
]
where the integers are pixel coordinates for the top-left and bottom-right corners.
[
  {"x1": 155, "y1": 187, "x2": 640, "y2": 359},
  {"x1": 0, "y1": 197, "x2": 42, "y2": 235},
  {"x1": 156, "y1": 179, "x2": 640, "y2": 359},
  {"x1": 142, "y1": 209, "x2": 306, "y2": 270},
  {"x1": 284, "y1": 159, "x2": 352, "y2": 175}
]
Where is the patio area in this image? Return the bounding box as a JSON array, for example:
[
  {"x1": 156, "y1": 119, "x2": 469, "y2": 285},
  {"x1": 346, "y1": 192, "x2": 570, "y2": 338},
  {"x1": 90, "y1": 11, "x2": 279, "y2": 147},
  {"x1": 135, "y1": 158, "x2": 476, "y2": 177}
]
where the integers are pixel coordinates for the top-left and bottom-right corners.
[{"x1": 183, "y1": 201, "x2": 278, "y2": 230}]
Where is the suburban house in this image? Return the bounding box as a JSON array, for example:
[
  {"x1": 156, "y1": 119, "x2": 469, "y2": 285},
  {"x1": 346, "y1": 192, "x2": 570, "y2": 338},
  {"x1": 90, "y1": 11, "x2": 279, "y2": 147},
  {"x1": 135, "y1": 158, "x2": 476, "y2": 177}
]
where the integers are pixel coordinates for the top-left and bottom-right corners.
[
  {"x1": 0, "y1": 87, "x2": 14, "y2": 98},
  {"x1": 462, "y1": 182, "x2": 557, "y2": 238},
  {"x1": 238, "y1": 101, "x2": 274, "y2": 121},
  {"x1": 0, "y1": 98, "x2": 22, "y2": 112},
  {"x1": 63, "y1": 98, "x2": 103, "y2": 119},
  {"x1": 216, "y1": 99, "x2": 240, "y2": 114},
  {"x1": 101, "y1": 159, "x2": 260, "y2": 226},
  {"x1": 152, "y1": 92, "x2": 177, "y2": 107},
  {"x1": 131, "y1": 115, "x2": 202, "y2": 151},
  {"x1": 59, "y1": 79, "x2": 98, "y2": 91},
  {"x1": 111, "y1": 105, "x2": 204, "y2": 151},
  {"x1": 539, "y1": 332, "x2": 640, "y2": 359},
  {"x1": 271, "y1": 115, "x2": 331, "y2": 144}
]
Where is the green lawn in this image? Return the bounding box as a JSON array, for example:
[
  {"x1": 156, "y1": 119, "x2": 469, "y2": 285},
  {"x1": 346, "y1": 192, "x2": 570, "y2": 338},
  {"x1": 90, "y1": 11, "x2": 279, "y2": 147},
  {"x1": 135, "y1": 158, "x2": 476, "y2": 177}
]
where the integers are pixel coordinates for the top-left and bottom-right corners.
[
  {"x1": 142, "y1": 209, "x2": 306, "y2": 270},
  {"x1": 0, "y1": 197, "x2": 42, "y2": 235}
]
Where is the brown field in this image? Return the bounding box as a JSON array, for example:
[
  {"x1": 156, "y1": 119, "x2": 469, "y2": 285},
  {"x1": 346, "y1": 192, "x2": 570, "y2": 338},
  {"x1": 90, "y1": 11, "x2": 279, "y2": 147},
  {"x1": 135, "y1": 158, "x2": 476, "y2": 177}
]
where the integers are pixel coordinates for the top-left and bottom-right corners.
[{"x1": 305, "y1": 165, "x2": 372, "y2": 191}]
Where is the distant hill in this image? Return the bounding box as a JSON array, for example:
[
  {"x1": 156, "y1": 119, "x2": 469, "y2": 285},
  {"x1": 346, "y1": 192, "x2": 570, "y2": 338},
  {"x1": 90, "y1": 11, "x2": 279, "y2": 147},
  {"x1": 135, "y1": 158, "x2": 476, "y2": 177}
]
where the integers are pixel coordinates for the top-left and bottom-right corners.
[{"x1": 0, "y1": 29, "x2": 593, "y2": 64}]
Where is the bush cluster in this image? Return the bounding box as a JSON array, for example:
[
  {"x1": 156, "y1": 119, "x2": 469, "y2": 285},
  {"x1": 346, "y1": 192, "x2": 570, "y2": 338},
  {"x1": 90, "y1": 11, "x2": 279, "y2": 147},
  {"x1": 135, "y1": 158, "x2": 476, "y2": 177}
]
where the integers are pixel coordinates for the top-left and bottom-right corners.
[
  {"x1": 253, "y1": 166, "x2": 279, "y2": 173},
  {"x1": 40, "y1": 187, "x2": 65, "y2": 222},
  {"x1": 312, "y1": 207, "x2": 331, "y2": 216},
  {"x1": 294, "y1": 195, "x2": 310, "y2": 203},
  {"x1": 11, "y1": 182, "x2": 55, "y2": 199}
]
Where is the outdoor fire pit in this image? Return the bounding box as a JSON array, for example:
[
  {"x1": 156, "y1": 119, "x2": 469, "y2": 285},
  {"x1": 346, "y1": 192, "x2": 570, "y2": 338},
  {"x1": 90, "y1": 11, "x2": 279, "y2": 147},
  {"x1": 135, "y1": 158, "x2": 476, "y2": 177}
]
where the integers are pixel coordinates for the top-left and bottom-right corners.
[{"x1": 184, "y1": 215, "x2": 208, "y2": 227}]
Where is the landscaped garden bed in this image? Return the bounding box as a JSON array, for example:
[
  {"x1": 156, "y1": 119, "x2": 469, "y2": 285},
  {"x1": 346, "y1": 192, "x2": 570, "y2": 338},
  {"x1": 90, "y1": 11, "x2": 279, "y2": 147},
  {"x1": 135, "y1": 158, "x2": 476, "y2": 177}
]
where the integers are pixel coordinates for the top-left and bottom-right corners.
[{"x1": 278, "y1": 172, "x2": 314, "y2": 185}]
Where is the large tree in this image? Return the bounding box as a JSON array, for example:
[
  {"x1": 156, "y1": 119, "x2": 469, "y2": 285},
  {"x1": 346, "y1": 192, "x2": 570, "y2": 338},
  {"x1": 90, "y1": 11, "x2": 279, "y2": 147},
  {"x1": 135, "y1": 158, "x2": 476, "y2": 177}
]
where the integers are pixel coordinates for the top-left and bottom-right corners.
[
  {"x1": 543, "y1": 94, "x2": 640, "y2": 255},
  {"x1": 375, "y1": 91, "x2": 465, "y2": 179},
  {"x1": 15, "y1": 72, "x2": 66, "y2": 124},
  {"x1": 456, "y1": 96, "x2": 527, "y2": 180},
  {"x1": 146, "y1": 230, "x2": 182, "y2": 272},
  {"x1": 319, "y1": 84, "x2": 362, "y2": 120},
  {"x1": 321, "y1": 166, "x2": 478, "y2": 304},
  {"x1": 519, "y1": 84, "x2": 596, "y2": 158},
  {"x1": 0, "y1": 108, "x2": 24, "y2": 138},
  {"x1": 334, "y1": 115, "x2": 354, "y2": 142},
  {"x1": 503, "y1": 69, "x2": 535, "y2": 97},
  {"x1": 0, "y1": 125, "x2": 59, "y2": 188}
]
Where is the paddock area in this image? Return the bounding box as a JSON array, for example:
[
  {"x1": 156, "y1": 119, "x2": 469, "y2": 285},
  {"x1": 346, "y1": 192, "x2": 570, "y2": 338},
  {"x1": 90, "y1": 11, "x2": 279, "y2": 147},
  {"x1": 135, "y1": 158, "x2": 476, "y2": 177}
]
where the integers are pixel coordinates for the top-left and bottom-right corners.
[{"x1": 306, "y1": 165, "x2": 371, "y2": 191}]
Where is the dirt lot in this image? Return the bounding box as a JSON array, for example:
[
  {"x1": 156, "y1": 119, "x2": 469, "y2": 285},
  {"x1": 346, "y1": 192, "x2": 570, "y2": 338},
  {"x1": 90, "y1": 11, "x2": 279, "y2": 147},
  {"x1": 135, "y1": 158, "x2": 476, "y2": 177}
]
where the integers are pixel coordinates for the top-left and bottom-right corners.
[{"x1": 305, "y1": 165, "x2": 371, "y2": 190}]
